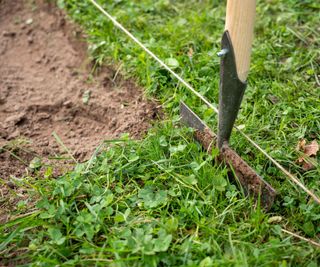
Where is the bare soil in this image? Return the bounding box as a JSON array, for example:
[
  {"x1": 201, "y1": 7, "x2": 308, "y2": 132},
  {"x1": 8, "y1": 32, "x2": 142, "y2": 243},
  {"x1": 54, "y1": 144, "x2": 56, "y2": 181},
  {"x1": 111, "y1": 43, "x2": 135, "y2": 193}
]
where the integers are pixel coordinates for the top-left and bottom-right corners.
[{"x1": 0, "y1": 0, "x2": 159, "y2": 220}]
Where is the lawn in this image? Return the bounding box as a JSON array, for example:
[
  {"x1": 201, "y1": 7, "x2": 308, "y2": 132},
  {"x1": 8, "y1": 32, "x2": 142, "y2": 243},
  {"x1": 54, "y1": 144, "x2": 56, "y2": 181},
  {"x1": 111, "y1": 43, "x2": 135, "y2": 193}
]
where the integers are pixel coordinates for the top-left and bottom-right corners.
[{"x1": 1, "y1": 0, "x2": 319, "y2": 265}]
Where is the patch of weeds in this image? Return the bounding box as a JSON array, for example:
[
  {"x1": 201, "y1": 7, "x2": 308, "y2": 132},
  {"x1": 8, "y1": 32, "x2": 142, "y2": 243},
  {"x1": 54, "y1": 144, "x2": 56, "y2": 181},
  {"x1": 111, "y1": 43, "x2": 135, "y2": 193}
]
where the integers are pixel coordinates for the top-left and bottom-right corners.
[{"x1": 1, "y1": 122, "x2": 319, "y2": 265}]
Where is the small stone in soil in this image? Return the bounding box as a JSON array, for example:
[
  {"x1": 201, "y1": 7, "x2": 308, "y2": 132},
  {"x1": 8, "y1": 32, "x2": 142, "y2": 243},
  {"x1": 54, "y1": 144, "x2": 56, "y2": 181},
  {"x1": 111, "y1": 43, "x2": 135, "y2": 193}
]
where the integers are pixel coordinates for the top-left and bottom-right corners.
[
  {"x1": 27, "y1": 36, "x2": 33, "y2": 44},
  {"x1": 25, "y1": 18, "x2": 33, "y2": 25}
]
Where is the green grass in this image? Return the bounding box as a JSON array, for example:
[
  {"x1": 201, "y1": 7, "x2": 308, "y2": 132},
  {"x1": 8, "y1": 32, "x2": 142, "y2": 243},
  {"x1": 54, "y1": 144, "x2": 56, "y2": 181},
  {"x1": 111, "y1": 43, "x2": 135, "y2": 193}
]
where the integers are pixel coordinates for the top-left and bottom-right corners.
[{"x1": 1, "y1": 0, "x2": 320, "y2": 265}]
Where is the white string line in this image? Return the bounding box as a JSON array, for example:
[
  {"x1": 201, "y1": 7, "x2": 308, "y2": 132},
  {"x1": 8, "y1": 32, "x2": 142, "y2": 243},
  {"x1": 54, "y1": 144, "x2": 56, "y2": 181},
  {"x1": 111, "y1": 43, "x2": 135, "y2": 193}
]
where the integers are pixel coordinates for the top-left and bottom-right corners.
[
  {"x1": 281, "y1": 228, "x2": 320, "y2": 248},
  {"x1": 88, "y1": 0, "x2": 320, "y2": 205}
]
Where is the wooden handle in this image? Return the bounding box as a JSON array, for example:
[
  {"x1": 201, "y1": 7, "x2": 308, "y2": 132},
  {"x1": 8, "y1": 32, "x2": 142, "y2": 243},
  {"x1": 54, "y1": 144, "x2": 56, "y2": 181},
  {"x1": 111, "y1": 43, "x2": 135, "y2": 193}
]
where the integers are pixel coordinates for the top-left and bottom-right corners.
[{"x1": 225, "y1": 0, "x2": 256, "y2": 82}]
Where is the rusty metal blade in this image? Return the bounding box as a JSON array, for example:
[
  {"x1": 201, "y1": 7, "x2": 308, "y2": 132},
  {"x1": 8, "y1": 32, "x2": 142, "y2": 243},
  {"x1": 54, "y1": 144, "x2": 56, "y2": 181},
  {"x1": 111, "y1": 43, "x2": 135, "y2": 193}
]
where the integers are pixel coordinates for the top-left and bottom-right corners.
[
  {"x1": 180, "y1": 101, "x2": 276, "y2": 210},
  {"x1": 180, "y1": 100, "x2": 206, "y2": 131}
]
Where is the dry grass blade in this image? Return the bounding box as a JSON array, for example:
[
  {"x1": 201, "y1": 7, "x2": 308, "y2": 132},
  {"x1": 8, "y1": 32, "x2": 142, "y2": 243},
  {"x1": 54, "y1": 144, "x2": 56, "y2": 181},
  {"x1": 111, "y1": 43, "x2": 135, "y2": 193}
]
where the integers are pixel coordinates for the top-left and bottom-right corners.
[
  {"x1": 281, "y1": 228, "x2": 320, "y2": 248},
  {"x1": 52, "y1": 131, "x2": 78, "y2": 163}
]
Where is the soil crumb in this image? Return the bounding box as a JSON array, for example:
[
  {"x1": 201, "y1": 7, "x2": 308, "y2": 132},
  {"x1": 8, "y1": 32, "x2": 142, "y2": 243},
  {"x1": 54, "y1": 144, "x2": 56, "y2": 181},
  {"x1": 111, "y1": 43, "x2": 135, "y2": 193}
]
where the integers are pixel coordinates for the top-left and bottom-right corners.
[{"x1": 0, "y1": 0, "x2": 159, "y2": 216}]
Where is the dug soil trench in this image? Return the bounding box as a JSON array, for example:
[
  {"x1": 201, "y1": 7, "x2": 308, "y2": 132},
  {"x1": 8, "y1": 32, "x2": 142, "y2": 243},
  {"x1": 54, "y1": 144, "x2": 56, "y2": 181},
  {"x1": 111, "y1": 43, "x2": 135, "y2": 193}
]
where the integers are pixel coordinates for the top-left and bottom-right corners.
[{"x1": 0, "y1": 0, "x2": 159, "y2": 219}]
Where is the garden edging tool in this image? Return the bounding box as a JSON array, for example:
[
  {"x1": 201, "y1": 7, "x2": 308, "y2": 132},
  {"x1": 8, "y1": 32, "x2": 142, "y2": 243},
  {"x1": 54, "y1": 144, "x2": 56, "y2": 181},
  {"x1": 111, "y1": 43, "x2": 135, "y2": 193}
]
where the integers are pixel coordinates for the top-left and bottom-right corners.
[{"x1": 180, "y1": 0, "x2": 276, "y2": 210}]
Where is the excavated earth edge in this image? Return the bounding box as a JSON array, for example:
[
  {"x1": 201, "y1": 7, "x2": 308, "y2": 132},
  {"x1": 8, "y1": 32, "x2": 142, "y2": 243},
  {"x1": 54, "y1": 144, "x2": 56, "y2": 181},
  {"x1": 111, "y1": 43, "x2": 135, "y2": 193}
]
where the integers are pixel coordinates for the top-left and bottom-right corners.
[{"x1": 0, "y1": 0, "x2": 160, "y2": 223}]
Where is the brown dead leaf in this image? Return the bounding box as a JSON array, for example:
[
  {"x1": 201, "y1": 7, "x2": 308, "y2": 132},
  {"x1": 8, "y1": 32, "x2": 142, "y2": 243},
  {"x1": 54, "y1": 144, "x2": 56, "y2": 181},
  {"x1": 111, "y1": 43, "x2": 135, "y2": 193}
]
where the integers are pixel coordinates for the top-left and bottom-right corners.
[
  {"x1": 302, "y1": 161, "x2": 315, "y2": 172},
  {"x1": 304, "y1": 140, "x2": 319, "y2": 157},
  {"x1": 296, "y1": 139, "x2": 319, "y2": 171},
  {"x1": 296, "y1": 139, "x2": 306, "y2": 152}
]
